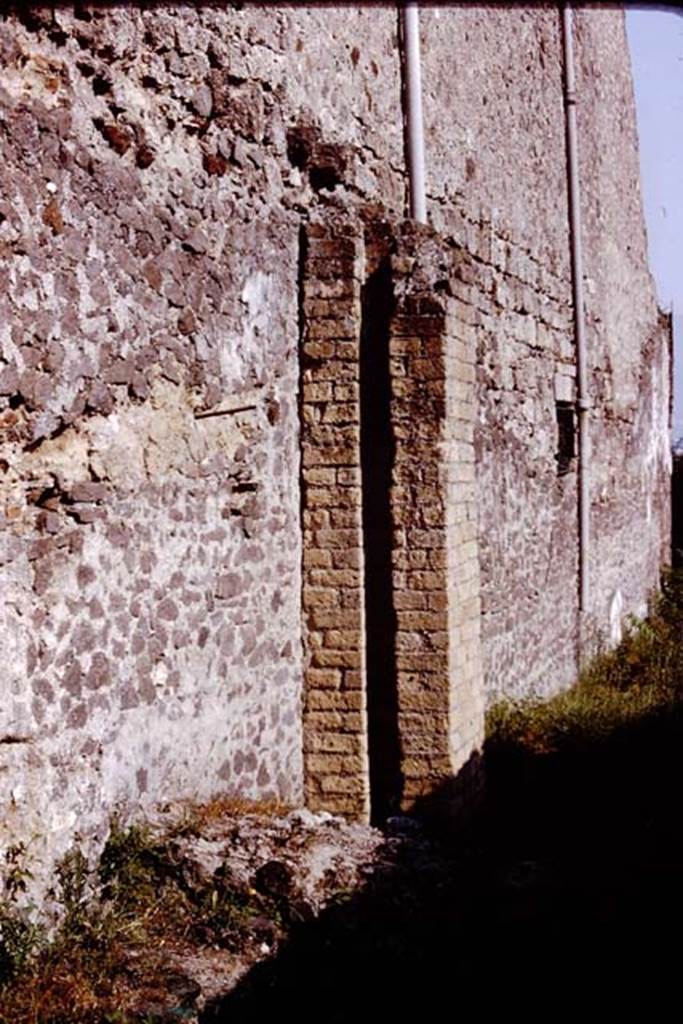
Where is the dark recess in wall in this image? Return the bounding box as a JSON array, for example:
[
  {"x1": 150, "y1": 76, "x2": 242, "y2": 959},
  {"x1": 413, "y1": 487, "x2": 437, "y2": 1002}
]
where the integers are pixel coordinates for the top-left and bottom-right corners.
[
  {"x1": 673, "y1": 451, "x2": 683, "y2": 566},
  {"x1": 555, "y1": 400, "x2": 576, "y2": 477},
  {"x1": 360, "y1": 258, "x2": 403, "y2": 824}
]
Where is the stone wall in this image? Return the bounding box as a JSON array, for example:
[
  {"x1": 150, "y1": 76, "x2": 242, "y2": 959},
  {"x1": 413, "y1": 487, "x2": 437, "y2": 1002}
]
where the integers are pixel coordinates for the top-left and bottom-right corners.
[
  {"x1": 0, "y1": 3, "x2": 671, "y2": 873},
  {"x1": 0, "y1": 4, "x2": 318, "y2": 881},
  {"x1": 418, "y1": 4, "x2": 671, "y2": 675},
  {"x1": 574, "y1": 8, "x2": 672, "y2": 635}
]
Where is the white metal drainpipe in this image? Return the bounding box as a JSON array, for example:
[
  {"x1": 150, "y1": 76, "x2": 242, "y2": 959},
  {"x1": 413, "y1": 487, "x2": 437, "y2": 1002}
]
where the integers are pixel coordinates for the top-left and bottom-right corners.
[
  {"x1": 562, "y1": 2, "x2": 590, "y2": 614},
  {"x1": 401, "y1": 2, "x2": 427, "y2": 223}
]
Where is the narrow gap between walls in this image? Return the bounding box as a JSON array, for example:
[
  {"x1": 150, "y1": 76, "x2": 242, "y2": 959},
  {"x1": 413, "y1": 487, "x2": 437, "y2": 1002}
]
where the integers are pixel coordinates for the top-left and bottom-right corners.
[{"x1": 359, "y1": 255, "x2": 404, "y2": 824}]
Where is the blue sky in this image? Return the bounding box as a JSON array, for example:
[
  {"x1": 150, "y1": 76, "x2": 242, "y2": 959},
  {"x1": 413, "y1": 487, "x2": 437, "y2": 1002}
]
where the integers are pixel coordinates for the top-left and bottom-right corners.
[{"x1": 626, "y1": 6, "x2": 683, "y2": 439}]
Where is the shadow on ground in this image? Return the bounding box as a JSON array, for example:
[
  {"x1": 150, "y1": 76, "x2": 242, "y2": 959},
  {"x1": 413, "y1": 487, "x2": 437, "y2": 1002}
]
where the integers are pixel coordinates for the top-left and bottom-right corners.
[{"x1": 203, "y1": 705, "x2": 683, "y2": 1020}]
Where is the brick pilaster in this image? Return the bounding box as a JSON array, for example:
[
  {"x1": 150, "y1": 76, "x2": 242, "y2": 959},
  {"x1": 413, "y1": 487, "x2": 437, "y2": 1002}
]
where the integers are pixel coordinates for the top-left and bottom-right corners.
[
  {"x1": 444, "y1": 294, "x2": 486, "y2": 782},
  {"x1": 389, "y1": 232, "x2": 485, "y2": 810},
  {"x1": 300, "y1": 217, "x2": 370, "y2": 821}
]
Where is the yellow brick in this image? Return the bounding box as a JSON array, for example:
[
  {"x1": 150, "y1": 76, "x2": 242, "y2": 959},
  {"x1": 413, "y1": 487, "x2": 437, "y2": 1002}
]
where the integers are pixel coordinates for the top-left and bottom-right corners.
[
  {"x1": 329, "y1": 509, "x2": 358, "y2": 529},
  {"x1": 306, "y1": 753, "x2": 363, "y2": 774},
  {"x1": 331, "y1": 548, "x2": 362, "y2": 569},
  {"x1": 303, "y1": 509, "x2": 330, "y2": 529},
  {"x1": 308, "y1": 316, "x2": 357, "y2": 341},
  {"x1": 407, "y1": 570, "x2": 444, "y2": 591},
  {"x1": 406, "y1": 529, "x2": 444, "y2": 550},
  {"x1": 310, "y1": 610, "x2": 360, "y2": 629},
  {"x1": 311, "y1": 650, "x2": 362, "y2": 670},
  {"x1": 342, "y1": 669, "x2": 363, "y2": 690},
  {"x1": 396, "y1": 610, "x2": 447, "y2": 632},
  {"x1": 306, "y1": 710, "x2": 363, "y2": 733},
  {"x1": 393, "y1": 592, "x2": 428, "y2": 611},
  {"x1": 302, "y1": 446, "x2": 357, "y2": 467},
  {"x1": 398, "y1": 691, "x2": 448, "y2": 713},
  {"x1": 303, "y1": 467, "x2": 336, "y2": 485},
  {"x1": 336, "y1": 467, "x2": 361, "y2": 485},
  {"x1": 306, "y1": 630, "x2": 325, "y2": 650},
  {"x1": 322, "y1": 402, "x2": 358, "y2": 426},
  {"x1": 304, "y1": 732, "x2": 359, "y2": 754},
  {"x1": 314, "y1": 528, "x2": 359, "y2": 549},
  {"x1": 310, "y1": 795, "x2": 365, "y2": 817},
  {"x1": 307, "y1": 690, "x2": 363, "y2": 712},
  {"x1": 319, "y1": 775, "x2": 363, "y2": 795},
  {"x1": 308, "y1": 487, "x2": 361, "y2": 511},
  {"x1": 303, "y1": 382, "x2": 333, "y2": 402},
  {"x1": 303, "y1": 404, "x2": 321, "y2": 425},
  {"x1": 306, "y1": 668, "x2": 342, "y2": 689},
  {"x1": 395, "y1": 631, "x2": 430, "y2": 652},
  {"x1": 303, "y1": 279, "x2": 355, "y2": 301},
  {"x1": 303, "y1": 548, "x2": 333, "y2": 569},
  {"x1": 396, "y1": 652, "x2": 447, "y2": 672},
  {"x1": 333, "y1": 383, "x2": 359, "y2": 402},
  {"x1": 323, "y1": 629, "x2": 361, "y2": 650},
  {"x1": 402, "y1": 756, "x2": 448, "y2": 779},
  {"x1": 303, "y1": 587, "x2": 340, "y2": 610},
  {"x1": 310, "y1": 568, "x2": 360, "y2": 588}
]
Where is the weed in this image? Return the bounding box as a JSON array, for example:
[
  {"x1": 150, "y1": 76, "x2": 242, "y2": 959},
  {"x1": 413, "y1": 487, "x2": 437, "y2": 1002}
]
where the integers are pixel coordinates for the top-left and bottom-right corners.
[
  {"x1": 0, "y1": 903, "x2": 43, "y2": 986},
  {"x1": 4, "y1": 843, "x2": 34, "y2": 902},
  {"x1": 57, "y1": 848, "x2": 91, "y2": 936},
  {"x1": 487, "y1": 569, "x2": 683, "y2": 757},
  {"x1": 170, "y1": 795, "x2": 292, "y2": 839},
  {"x1": 191, "y1": 877, "x2": 262, "y2": 948},
  {"x1": 0, "y1": 843, "x2": 43, "y2": 987},
  {"x1": 98, "y1": 820, "x2": 168, "y2": 917}
]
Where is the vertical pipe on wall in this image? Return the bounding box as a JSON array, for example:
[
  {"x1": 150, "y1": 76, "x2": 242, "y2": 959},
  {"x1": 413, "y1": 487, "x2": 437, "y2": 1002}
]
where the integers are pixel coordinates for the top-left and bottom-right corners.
[
  {"x1": 400, "y1": 2, "x2": 427, "y2": 223},
  {"x1": 562, "y1": 2, "x2": 590, "y2": 613}
]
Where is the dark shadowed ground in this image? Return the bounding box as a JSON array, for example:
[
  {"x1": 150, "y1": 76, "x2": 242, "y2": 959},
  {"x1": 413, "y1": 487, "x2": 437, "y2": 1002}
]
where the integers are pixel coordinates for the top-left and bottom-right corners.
[{"x1": 208, "y1": 589, "x2": 683, "y2": 1021}]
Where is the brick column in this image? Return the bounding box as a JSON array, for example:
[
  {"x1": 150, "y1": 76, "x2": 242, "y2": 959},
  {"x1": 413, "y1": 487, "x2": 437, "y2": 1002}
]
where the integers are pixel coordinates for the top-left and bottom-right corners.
[
  {"x1": 300, "y1": 217, "x2": 370, "y2": 820},
  {"x1": 389, "y1": 233, "x2": 485, "y2": 811},
  {"x1": 443, "y1": 295, "x2": 486, "y2": 785}
]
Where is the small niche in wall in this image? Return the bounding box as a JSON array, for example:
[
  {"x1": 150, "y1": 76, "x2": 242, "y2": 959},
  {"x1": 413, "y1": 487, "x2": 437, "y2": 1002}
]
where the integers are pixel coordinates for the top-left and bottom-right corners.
[{"x1": 555, "y1": 401, "x2": 575, "y2": 476}]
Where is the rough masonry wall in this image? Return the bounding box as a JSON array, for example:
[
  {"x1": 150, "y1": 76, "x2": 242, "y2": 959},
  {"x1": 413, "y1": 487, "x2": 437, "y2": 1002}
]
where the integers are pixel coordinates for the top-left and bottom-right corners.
[
  {"x1": 419, "y1": 4, "x2": 670, "y2": 689},
  {"x1": 462, "y1": 224, "x2": 581, "y2": 701},
  {"x1": 0, "y1": 2, "x2": 671, "y2": 870},
  {"x1": 574, "y1": 8, "x2": 671, "y2": 636},
  {"x1": 0, "y1": 2, "x2": 408, "y2": 876},
  {"x1": 420, "y1": 4, "x2": 570, "y2": 274}
]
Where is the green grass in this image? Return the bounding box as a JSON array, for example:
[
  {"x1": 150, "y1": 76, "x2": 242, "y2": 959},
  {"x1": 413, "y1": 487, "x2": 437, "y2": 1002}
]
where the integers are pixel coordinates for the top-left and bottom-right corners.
[{"x1": 486, "y1": 568, "x2": 683, "y2": 758}]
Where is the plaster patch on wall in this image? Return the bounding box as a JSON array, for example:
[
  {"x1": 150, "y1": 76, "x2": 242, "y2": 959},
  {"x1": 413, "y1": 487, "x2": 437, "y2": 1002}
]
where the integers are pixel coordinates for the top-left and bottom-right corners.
[
  {"x1": 640, "y1": 347, "x2": 672, "y2": 526},
  {"x1": 239, "y1": 271, "x2": 279, "y2": 377},
  {"x1": 7, "y1": 378, "x2": 250, "y2": 509},
  {"x1": 609, "y1": 588, "x2": 623, "y2": 645}
]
